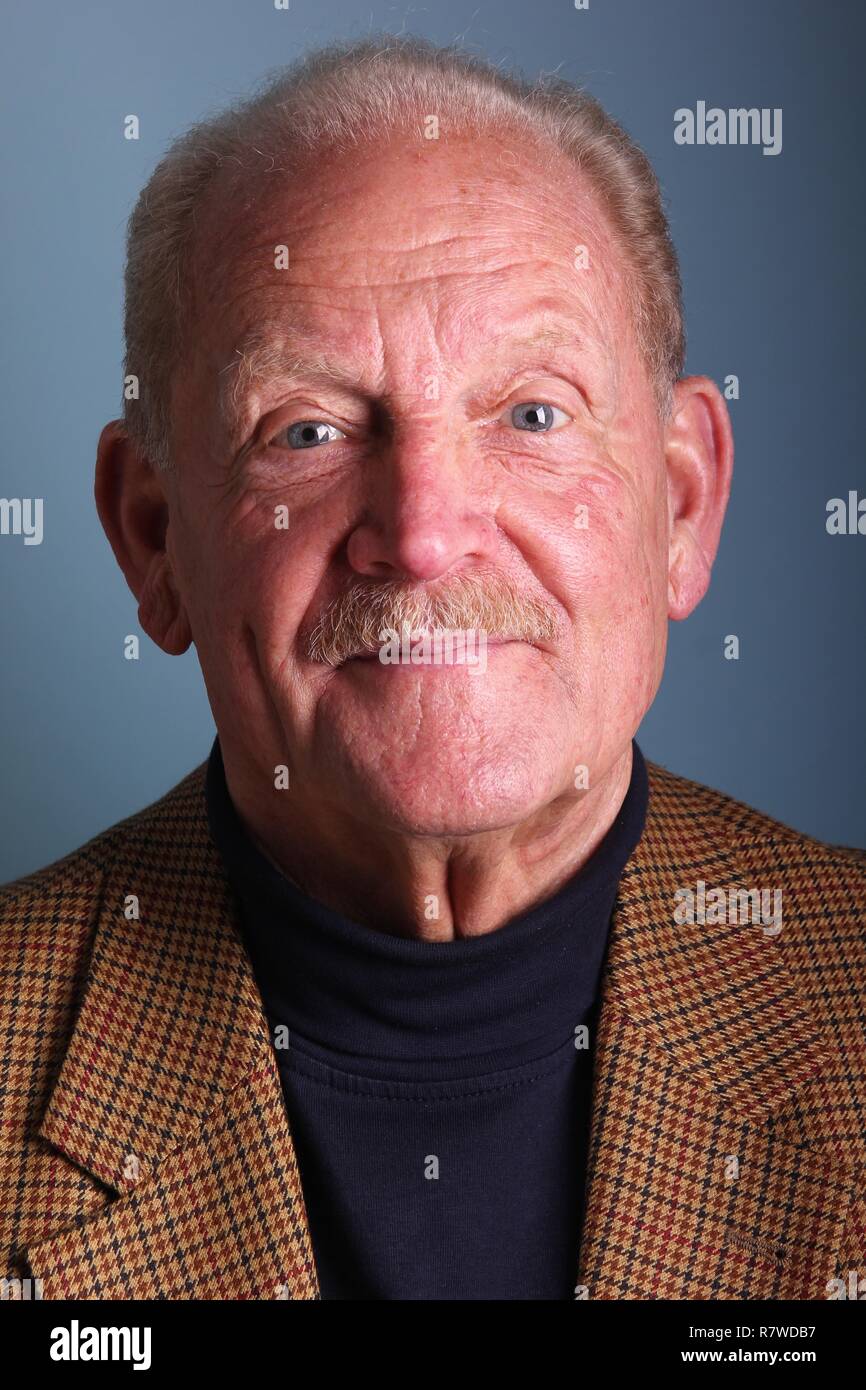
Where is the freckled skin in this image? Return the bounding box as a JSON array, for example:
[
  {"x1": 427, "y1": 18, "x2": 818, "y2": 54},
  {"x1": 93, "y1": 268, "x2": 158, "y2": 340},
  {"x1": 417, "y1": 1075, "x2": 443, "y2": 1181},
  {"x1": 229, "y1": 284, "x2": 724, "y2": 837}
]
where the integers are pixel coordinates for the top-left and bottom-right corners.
[{"x1": 96, "y1": 130, "x2": 733, "y2": 940}]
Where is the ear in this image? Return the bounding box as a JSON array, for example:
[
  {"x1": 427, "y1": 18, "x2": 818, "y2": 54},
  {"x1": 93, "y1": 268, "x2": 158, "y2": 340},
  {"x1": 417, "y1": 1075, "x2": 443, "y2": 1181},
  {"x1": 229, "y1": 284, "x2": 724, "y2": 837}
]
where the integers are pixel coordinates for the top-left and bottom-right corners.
[
  {"x1": 664, "y1": 375, "x2": 734, "y2": 620},
  {"x1": 94, "y1": 420, "x2": 193, "y2": 655}
]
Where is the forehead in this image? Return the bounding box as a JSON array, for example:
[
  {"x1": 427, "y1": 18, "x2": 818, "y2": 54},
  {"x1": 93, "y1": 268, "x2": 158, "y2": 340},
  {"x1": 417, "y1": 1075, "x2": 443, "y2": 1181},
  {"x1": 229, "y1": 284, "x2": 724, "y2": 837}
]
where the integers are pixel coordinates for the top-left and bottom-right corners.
[{"x1": 186, "y1": 128, "x2": 635, "y2": 389}]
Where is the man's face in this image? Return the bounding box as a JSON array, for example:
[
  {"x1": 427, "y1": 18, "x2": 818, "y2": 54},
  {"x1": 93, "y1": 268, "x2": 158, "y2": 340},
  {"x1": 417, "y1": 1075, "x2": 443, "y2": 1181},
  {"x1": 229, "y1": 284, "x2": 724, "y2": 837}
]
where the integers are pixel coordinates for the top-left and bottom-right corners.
[{"x1": 164, "y1": 130, "x2": 672, "y2": 835}]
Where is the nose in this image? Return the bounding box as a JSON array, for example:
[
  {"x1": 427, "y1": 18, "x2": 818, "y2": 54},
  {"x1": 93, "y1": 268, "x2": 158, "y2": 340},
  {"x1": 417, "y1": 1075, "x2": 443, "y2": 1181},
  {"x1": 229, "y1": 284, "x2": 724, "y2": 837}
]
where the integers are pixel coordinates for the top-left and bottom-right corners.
[{"x1": 346, "y1": 436, "x2": 497, "y2": 582}]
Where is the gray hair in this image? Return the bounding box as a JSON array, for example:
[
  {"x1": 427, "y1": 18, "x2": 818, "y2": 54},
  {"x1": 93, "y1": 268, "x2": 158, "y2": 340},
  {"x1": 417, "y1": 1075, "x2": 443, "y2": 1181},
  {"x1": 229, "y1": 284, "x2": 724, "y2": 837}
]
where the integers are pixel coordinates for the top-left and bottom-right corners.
[{"x1": 122, "y1": 32, "x2": 685, "y2": 471}]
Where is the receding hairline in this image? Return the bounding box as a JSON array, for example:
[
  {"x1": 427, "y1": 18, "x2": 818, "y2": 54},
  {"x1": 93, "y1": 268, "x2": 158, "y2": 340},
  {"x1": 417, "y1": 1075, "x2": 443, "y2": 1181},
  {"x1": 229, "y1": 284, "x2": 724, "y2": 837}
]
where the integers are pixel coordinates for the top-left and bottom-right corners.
[{"x1": 188, "y1": 118, "x2": 631, "y2": 357}]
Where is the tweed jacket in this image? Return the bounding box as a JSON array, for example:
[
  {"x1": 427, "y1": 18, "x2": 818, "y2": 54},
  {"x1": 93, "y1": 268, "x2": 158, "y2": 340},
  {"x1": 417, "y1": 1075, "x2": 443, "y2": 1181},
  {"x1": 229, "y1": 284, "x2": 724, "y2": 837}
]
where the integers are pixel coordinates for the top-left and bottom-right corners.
[{"x1": 1, "y1": 754, "x2": 864, "y2": 1301}]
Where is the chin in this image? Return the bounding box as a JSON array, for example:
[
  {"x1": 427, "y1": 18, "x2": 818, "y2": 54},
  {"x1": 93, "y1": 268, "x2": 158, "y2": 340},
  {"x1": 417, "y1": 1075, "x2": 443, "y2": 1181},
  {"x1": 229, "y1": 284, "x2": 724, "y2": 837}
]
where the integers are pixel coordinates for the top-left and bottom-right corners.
[
  {"x1": 310, "y1": 671, "x2": 575, "y2": 833},
  {"x1": 340, "y1": 750, "x2": 563, "y2": 838}
]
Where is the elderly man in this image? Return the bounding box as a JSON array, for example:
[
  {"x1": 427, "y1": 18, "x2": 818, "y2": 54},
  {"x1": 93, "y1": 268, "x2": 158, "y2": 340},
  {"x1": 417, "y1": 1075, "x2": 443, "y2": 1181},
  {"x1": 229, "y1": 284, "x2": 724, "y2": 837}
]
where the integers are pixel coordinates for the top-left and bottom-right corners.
[{"x1": 2, "y1": 34, "x2": 864, "y2": 1303}]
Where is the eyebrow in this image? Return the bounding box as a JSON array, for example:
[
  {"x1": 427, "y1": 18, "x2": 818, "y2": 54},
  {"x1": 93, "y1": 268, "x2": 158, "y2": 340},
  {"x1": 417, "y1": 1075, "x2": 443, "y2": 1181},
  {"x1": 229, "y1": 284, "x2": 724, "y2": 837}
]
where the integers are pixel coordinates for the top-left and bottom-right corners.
[
  {"x1": 218, "y1": 321, "x2": 584, "y2": 425},
  {"x1": 219, "y1": 326, "x2": 353, "y2": 423}
]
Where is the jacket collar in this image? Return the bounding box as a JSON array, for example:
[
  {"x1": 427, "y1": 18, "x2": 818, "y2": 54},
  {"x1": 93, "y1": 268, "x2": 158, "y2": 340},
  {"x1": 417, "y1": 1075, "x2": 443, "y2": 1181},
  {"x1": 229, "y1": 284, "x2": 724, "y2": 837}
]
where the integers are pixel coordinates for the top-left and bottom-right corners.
[{"x1": 26, "y1": 757, "x2": 858, "y2": 1298}]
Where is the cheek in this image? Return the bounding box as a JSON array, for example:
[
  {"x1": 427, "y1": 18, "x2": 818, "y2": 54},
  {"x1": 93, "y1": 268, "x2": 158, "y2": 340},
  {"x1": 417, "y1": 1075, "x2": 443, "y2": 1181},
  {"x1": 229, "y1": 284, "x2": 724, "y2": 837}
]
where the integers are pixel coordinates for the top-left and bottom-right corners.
[
  {"x1": 586, "y1": 518, "x2": 667, "y2": 628},
  {"x1": 516, "y1": 463, "x2": 668, "y2": 717},
  {"x1": 572, "y1": 541, "x2": 664, "y2": 719},
  {"x1": 234, "y1": 539, "x2": 317, "y2": 665},
  {"x1": 518, "y1": 460, "x2": 668, "y2": 625},
  {"x1": 224, "y1": 491, "x2": 318, "y2": 610},
  {"x1": 169, "y1": 511, "x2": 305, "y2": 680},
  {"x1": 566, "y1": 545, "x2": 665, "y2": 735}
]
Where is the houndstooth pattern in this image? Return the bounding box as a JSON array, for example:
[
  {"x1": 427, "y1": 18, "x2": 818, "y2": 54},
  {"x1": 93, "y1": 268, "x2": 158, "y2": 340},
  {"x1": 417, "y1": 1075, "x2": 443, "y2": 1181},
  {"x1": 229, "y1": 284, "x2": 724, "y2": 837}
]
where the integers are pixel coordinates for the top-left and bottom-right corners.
[{"x1": 1, "y1": 756, "x2": 864, "y2": 1299}]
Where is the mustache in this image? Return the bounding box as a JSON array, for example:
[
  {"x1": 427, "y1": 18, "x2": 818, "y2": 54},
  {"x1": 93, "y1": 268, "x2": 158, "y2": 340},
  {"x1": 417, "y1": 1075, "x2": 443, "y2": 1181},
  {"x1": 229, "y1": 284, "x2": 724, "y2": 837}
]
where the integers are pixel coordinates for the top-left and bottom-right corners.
[{"x1": 305, "y1": 575, "x2": 560, "y2": 666}]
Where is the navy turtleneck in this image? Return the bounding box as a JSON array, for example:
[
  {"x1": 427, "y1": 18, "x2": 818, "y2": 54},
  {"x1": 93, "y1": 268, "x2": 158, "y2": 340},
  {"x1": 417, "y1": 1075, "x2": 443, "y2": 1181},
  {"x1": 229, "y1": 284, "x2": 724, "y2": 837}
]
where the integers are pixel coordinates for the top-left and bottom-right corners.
[{"x1": 205, "y1": 736, "x2": 648, "y2": 1300}]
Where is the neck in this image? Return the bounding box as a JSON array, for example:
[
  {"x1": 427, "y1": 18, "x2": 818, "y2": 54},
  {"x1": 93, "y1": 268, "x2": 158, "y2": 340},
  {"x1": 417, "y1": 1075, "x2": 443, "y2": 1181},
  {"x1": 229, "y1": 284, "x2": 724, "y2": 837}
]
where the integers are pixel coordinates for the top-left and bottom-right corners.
[{"x1": 217, "y1": 743, "x2": 634, "y2": 942}]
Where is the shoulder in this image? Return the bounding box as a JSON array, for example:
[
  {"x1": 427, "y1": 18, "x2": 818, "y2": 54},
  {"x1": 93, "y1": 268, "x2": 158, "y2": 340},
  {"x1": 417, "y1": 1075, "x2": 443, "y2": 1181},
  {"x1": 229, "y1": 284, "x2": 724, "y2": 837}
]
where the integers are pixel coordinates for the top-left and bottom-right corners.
[
  {"x1": 645, "y1": 754, "x2": 865, "y2": 862},
  {"x1": 643, "y1": 753, "x2": 866, "y2": 974},
  {"x1": 0, "y1": 760, "x2": 210, "y2": 938},
  {"x1": 0, "y1": 760, "x2": 212, "y2": 1174}
]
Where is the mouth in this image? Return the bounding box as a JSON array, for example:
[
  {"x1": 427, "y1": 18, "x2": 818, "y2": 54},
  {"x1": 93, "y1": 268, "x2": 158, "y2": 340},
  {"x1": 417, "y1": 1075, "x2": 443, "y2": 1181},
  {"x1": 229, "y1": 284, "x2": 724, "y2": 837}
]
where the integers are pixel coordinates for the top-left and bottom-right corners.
[{"x1": 342, "y1": 637, "x2": 531, "y2": 667}]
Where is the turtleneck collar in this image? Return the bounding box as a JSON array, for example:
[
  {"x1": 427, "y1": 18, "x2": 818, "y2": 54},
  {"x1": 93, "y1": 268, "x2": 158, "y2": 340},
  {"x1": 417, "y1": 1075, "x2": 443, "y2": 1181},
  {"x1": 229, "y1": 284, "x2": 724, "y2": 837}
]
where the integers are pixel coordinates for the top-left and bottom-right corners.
[{"x1": 205, "y1": 735, "x2": 649, "y2": 1080}]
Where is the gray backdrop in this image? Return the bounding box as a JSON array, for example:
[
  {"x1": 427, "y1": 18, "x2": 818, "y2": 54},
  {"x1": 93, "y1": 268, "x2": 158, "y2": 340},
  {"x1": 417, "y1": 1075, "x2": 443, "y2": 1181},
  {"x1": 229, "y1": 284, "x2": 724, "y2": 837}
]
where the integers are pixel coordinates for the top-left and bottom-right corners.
[{"x1": 2, "y1": 0, "x2": 864, "y2": 881}]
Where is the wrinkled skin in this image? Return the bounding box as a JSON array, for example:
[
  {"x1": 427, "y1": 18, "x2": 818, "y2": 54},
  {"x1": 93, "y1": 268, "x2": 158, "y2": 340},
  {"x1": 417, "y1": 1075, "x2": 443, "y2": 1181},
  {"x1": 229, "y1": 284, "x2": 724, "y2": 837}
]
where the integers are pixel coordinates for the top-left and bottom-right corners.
[{"x1": 96, "y1": 129, "x2": 733, "y2": 939}]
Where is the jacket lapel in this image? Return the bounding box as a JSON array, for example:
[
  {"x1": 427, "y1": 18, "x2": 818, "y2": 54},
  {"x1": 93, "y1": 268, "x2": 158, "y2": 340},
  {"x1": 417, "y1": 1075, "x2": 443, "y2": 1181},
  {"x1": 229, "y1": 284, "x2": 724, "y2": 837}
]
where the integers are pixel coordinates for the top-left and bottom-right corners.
[
  {"x1": 576, "y1": 762, "x2": 861, "y2": 1299},
  {"x1": 25, "y1": 765, "x2": 318, "y2": 1299}
]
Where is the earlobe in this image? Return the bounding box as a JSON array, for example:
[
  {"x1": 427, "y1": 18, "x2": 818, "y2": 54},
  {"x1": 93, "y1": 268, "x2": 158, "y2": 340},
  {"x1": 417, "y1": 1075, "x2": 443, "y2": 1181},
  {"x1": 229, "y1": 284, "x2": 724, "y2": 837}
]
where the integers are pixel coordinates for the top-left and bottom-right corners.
[
  {"x1": 664, "y1": 376, "x2": 734, "y2": 622},
  {"x1": 139, "y1": 553, "x2": 193, "y2": 655},
  {"x1": 667, "y1": 517, "x2": 712, "y2": 617},
  {"x1": 94, "y1": 420, "x2": 193, "y2": 656}
]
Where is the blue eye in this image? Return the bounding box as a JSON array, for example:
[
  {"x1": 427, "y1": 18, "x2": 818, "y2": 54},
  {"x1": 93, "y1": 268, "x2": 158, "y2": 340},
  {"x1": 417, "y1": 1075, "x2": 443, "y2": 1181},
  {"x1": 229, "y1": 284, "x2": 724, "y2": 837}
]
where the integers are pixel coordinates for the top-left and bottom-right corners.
[
  {"x1": 277, "y1": 421, "x2": 346, "y2": 450},
  {"x1": 508, "y1": 402, "x2": 571, "y2": 432}
]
